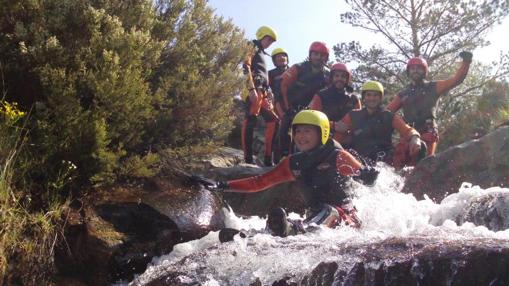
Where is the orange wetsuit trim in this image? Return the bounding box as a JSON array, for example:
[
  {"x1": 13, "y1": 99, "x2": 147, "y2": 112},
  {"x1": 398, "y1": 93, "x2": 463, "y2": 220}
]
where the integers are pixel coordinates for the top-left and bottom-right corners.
[
  {"x1": 280, "y1": 65, "x2": 299, "y2": 111},
  {"x1": 227, "y1": 150, "x2": 362, "y2": 193}
]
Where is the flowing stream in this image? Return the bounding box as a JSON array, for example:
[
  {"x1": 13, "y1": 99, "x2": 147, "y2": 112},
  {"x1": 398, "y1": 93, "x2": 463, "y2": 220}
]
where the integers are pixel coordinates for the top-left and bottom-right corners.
[{"x1": 125, "y1": 166, "x2": 509, "y2": 285}]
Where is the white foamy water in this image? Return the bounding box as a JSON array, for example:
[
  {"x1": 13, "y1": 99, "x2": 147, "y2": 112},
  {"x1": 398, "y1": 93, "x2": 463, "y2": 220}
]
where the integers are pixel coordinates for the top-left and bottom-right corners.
[{"x1": 127, "y1": 165, "x2": 509, "y2": 285}]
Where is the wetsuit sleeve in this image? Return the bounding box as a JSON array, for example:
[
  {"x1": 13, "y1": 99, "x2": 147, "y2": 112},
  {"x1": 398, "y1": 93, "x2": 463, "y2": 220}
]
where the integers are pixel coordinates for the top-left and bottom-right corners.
[
  {"x1": 226, "y1": 157, "x2": 295, "y2": 193},
  {"x1": 386, "y1": 94, "x2": 403, "y2": 112},
  {"x1": 308, "y1": 94, "x2": 322, "y2": 111},
  {"x1": 436, "y1": 61, "x2": 470, "y2": 95},
  {"x1": 337, "y1": 150, "x2": 363, "y2": 176},
  {"x1": 280, "y1": 65, "x2": 299, "y2": 111},
  {"x1": 392, "y1": 114, "x2": 420, "y2": 140}
]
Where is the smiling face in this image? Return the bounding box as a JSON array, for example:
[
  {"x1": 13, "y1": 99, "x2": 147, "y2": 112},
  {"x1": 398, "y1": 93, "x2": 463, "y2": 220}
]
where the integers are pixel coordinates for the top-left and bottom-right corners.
[
  {"x1": 273, "y1": 53, "x2": 288, "y2": 67},
  {"x1": 293, "y1": 124, "x2": 321, "y2": 152},
  {"x1": 331, "y1": 70, "x2": 349, "y2": 89},
  {"x1": 363, "y1": 90, "x2": 383, "y2": 111}
]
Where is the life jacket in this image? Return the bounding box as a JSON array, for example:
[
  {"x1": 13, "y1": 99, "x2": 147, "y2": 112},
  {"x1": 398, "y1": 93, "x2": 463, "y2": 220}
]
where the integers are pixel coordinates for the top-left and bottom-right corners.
[
  {"x1": 350, "y1": 107, "x2": 394, "y2": 160},
  {"x1": 269, "y1": 66, "x2": 288, "y2": 103},
  {"x1": 287, "y1": 61, "x2": 329, "y2": 109},
  {"x1": 289, "y1": 140, "x2": 349, "y2": 210},
  {"x1": 399, "y1": 81, "x2": 439, "y2": 131},
  {"x1": 246, "y1": 40, "x2": 269, "y2": 90},
  {"x1": 318, "y1": 86, "x2": 359, "y2": 121}
]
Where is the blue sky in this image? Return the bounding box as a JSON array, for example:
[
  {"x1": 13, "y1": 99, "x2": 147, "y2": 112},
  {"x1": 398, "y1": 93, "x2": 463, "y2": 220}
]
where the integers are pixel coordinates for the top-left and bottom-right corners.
[{"x1": 207, "y1": 0, "x2": 508, "y2": 69}]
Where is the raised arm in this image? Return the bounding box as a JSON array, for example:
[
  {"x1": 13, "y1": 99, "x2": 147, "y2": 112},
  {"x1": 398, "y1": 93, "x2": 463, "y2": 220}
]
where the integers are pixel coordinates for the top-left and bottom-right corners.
[{"x1": 436, "y1": 60, "x2": 471, "y2": 95}]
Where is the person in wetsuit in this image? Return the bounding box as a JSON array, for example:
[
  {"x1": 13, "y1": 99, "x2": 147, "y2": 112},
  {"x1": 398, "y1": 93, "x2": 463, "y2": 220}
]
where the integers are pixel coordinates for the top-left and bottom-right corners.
[
  {"x1": 386, "y1": 51, "x2": 472, "y2": 155},
  {"x1": 204, "y1": 110, "x2": 378, "y2": 237},
  {"x1": 334, "y1": 81, "x2": 424, "y2": 169},
  {"x1": 278, "y1": 42, "x2": 330, "y2": 157},
  {"x1": 241, "y1": 26, "x2": 279, "y2": 166},
  {"x1": 309, "y1": 62, "x2": 361, "y2": 145},
  {"x1": 268, "y1": 48, "x2": 290, "y2": 164}
]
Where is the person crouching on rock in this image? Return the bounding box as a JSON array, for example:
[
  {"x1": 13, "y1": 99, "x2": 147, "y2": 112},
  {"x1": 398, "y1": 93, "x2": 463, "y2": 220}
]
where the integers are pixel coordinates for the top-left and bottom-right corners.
[{"x1": 203, "y1": 110, "x2": 378, "y2": 237}]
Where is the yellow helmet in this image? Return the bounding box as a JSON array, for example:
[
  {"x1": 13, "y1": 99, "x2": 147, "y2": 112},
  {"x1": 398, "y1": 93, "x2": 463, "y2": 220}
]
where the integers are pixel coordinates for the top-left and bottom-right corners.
[
  {"x1": 361, "y1": 80, "x2": 384, "y2": 97},
  {"x1": 292, "y1": 110, "x2": 330, "y2": 145},
  {"x1": 256, "y1": 26, "x2": 278, "y2": 41},
  {"x1": 271, "y1": 48, "x2": 287, "y2": 57}
]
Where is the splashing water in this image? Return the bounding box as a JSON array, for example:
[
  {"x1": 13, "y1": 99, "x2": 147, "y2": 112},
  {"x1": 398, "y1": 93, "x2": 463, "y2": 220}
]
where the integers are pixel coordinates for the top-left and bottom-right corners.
[{"x1": 127, "y1": 165, "x2": 509, "y2": 285}]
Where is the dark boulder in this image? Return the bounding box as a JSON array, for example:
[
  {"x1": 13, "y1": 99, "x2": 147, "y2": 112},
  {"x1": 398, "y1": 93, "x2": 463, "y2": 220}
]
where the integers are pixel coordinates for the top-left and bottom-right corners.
[
  {"x1": 55, "y1": 176, "x2": 224, "y2": 285},
  {"x1": 403, "y1": 126, "x2": 509, "y2": 202}
]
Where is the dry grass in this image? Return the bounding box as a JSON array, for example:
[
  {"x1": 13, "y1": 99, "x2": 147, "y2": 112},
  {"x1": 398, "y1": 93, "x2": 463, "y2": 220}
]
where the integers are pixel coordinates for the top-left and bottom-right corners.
[{"x1": 0, "y1": 120, "x2": 65, "y2": 285}]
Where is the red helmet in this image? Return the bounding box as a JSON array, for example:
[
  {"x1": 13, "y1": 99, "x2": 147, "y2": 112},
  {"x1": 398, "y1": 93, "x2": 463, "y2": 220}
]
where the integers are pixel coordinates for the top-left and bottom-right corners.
[
  {"x1": 406, "y1": 57, "x2": 428, "y2": 76},
  {"x1": 330, "y1": 63, "x2": 351, "y2": 82},
  {"x1": 309, "y1": 41, "x2": 329, "y2": 60}
]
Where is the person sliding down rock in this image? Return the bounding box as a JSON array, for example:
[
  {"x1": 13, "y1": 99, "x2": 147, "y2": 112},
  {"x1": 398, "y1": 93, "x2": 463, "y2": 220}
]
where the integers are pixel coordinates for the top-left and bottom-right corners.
[{"x1": 202, "y1": 110, "x2": 378, "y2": 238}]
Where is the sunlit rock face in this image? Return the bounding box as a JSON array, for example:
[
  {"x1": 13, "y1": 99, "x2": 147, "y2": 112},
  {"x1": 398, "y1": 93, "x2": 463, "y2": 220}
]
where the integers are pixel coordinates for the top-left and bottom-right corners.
[
  {"x1": 403, "y1": 126, "x2": 509, "y2": 202},
  {"x1": 55, "y1": 177, "x2": 224, "y2": 285}
]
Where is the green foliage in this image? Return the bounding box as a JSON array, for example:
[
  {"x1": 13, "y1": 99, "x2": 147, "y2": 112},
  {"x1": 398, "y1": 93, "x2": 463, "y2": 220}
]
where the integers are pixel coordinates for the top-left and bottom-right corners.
[
  {"x1": 0, "y1": 0, "x2": 247, "y2": 281},
  {"x1": 0, "y1": 0, "x2": 247, "y2": 187},
  {"x1": 439, "y1": 79, "x2": 509, "y2": 150},
  {"x1": 0, "y1": 101, "x2": 64, "y2": 285}
]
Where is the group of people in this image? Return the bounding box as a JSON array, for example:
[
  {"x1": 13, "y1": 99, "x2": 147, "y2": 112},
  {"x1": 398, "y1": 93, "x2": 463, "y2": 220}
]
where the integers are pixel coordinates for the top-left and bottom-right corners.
[
  {"x1": 241, "y1": 25, "x2": 472, "y2": 168},
  {"x1": 204, "y1": 26, "x2": 473, "y2": 237}
]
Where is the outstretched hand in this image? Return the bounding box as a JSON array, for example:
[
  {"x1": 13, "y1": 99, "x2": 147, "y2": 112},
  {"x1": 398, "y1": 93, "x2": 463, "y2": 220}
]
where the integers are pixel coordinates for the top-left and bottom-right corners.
[{"x1": 191, "y1": 175, "x2": 228, "y2": 192}]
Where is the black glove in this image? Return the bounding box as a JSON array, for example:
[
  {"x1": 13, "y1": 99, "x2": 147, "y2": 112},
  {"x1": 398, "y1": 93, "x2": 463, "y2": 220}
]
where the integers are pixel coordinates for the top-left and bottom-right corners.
[
  {"x1": 191, "y1": 175, "x2": 228, "y2": 192},
  {"x1": 355, "y1": 166, "x2": 379, "y2": 186},
  {"x1": 459, "y1": 51, "x2": 473, "y2": 63}
]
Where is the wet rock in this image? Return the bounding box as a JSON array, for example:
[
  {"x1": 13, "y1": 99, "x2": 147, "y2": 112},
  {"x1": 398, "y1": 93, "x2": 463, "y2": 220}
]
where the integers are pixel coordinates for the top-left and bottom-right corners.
[
  {"x1": 403, "y1": 126, "x2": 509, "y2": 202},
  {"x1": 459, "y1": 192, "x2": 509, "y2": 231},
  {"x1": 137, "y1": 237, "x2": 509, "y2": 286},
  {"x1": 322, "y1": 238, "x2": 509, "y2": 286},
  {"x1": 55, "y1": 177, "x2": 224, "y2": 285}
]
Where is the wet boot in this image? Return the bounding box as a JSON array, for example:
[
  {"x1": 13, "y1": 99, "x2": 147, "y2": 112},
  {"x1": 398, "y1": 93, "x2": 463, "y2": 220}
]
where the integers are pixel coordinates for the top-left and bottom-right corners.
[
  {"x1": 219, "y1": 228, "x2": 247, "y2": 243},
  {"x1": 245, "y1": 156, "x2": 254, "y2": 164},
  {"x1": 266, "y1": 207, "x2": 292, "y2": 237}
]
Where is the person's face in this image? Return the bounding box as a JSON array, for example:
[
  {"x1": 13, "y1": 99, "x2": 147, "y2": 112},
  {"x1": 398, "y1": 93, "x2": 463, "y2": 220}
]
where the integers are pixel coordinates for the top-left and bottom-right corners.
[
  {"x1": 294, "y1": 125, "x2": 321, "y2": 152},
  {"x1": 332, "y1": 70, "x2": 349, "y2": 89},
  {"x1": 261, "y1": 36, "x2": 275, "y2": 49},
  {"x1": 309, "y1": 51, "x2": 327, "y2": 67},
  {"x1": 273, "y1": 53, "x2": 288, "y2": 67},
  {"x1": 363, "y1": 91, "x2": 383, "y2": 110},
  {"x1": 408, "y1": 65, "x2": 426, "y2": 82}
]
